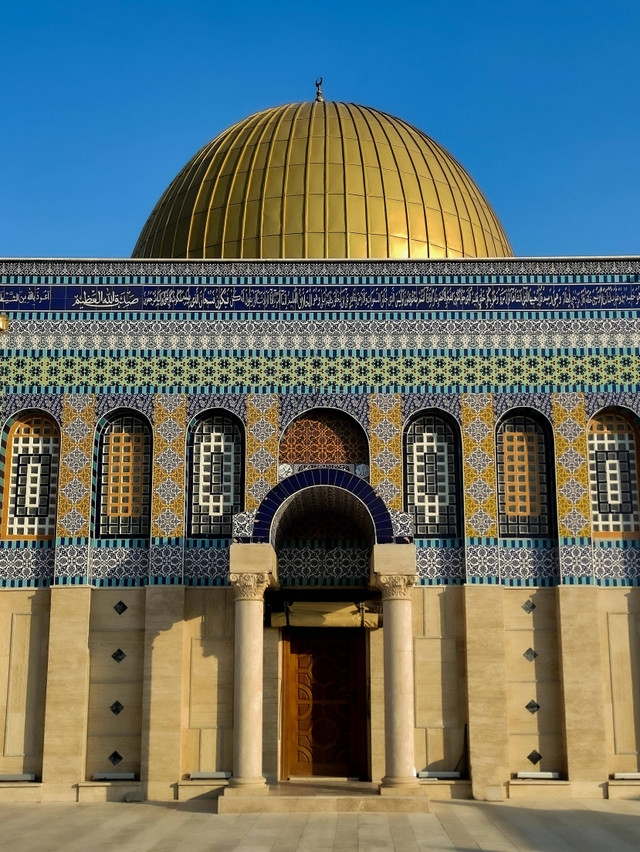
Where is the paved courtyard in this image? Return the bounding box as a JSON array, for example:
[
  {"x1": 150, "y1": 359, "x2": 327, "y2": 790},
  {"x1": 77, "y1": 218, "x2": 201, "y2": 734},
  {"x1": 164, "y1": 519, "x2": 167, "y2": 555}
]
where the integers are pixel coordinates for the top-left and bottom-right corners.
[{"x1": 1, "y1": 797, "x2": 640, "y2": 851}]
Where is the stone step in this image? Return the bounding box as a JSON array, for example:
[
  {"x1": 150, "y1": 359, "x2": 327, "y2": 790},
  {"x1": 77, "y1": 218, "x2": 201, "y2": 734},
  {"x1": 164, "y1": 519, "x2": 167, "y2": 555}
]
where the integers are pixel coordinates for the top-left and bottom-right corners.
[{"x1": 217, "y1": 794, "x2": 430, "y2": 814}]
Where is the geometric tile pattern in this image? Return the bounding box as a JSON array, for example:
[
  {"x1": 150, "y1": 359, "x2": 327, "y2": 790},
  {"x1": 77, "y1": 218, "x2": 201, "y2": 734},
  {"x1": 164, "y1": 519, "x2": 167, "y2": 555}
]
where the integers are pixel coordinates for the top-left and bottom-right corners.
[
  {"x1": 8, "y1": 348, "x2": 640, "y2": 390},
  {"x1": 465, "y1": 542, "x2": 500, "y2": 581},
  {"x1": 90, "y1": 544, "x2": 150, "y2": 583},
  {"x1": 5, "y1": 259, "x2": 640, "y2": 588},
  {"x1": 280, "y1": 410, "x2": 368, "y2": 467},
  {"x1": 499, "y1": 544, "x2": 559, "y2": 584},
  {"x1": 369, "y1": 394, "x2": 402, "y2": 510},
  {"x1": 149, "y1": 542, "x2": 183, "y2": 582},
  {"x1": 552, "y1": 393, "x2": 590, "y2": 540},
  {"x1": 246, "y1": 394, "x2": 278, "y2": 511},
  {"x1": 9, "y1": 313, "x2": 640, "y2": 356},
  {"x1": 151, "y1": 394, "x2": 186, "y2": 539},
  {"x1": 279, "y1": 393, "x2": 370, "y2": 434},
  {"x1": 415, "y1": 543, "x2": 465, "y2": 584},
  {"x1": 593, "y1": 542, "x2": 640, "y2": 580},
  {"x1": 462, "y1": 393, "x2": 497, "y2": 539},
  {"x1": 0, "y1": 542, "x2": 55, "y2": 585},
  {"x1": 56, "y1": 394, "x2": 95, "y2": 539},
  {"x1": 183, "y1": 543, "x2": 230, "y2": 583},
  {"x1": 559, "y1": 542, "x2": 593, "y2": 581},
  {"x1": 277, "y1": 546, "x2": 370, "y2": 585}
]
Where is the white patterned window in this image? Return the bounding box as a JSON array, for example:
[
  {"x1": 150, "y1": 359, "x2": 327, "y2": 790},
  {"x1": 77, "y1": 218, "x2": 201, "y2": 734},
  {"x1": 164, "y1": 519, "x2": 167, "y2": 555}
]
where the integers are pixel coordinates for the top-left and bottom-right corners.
[
  {"x1": 589, "y1": 411, "x2": 640, "y2": 539},
  {"x1": 2, "y1": 413, "x2": 60, "y2": 540},
  {"x1": 188, "y1": 413, "x2": 243, "y2": 537},
  {"x1": 497, "y1": 413, "x2": 552, "y2": 538},
  {"x1": 97, "y1": 412, "x2": 151, "y2": 539},
  {"x1": 405, "y1": 414, "x2": 460, "y2": 537}
]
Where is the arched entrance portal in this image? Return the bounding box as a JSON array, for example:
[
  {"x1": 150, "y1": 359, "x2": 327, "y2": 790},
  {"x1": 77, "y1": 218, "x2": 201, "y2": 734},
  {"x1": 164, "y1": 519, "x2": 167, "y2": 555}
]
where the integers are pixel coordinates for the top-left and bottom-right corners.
[{"x1": 270, "y1": 485, "x2": 377, "y2": 780}]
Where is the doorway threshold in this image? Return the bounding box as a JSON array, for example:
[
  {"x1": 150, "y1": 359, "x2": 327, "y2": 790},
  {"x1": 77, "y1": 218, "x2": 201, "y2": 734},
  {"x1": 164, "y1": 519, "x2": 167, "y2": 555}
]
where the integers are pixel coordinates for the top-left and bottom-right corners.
[{"x1": 217, "y1": 778, "x2": 430, "y2": 813}]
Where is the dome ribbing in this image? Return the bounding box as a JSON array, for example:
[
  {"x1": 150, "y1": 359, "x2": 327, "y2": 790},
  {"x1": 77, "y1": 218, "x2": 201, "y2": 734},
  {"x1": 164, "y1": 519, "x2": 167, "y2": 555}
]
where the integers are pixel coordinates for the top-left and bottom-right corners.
[{"x1": 133, "y1": 101, "x2": 512, "y2": 260}]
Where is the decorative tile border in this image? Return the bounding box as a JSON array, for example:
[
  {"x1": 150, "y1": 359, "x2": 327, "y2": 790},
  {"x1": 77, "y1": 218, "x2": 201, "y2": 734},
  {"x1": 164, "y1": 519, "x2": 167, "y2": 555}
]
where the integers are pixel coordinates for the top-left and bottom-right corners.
[
  {"x1": 415, "y1": 540, "x2": 465, "y2": 585},
  {"x1": 246, "y1": 394, "x2": 279, "y2": 511},
  {"x1": 0, "y1": 540, "x2": 55, "y2": 586},
  {"x1": 151, "y1": 393, "x2": 186, "y2": 540},
  {"x1": 552, "y1": 393, "x2": 591, "y2": 543},
  {"x1": 3, "y1": 348, "x2": 640, "y2": 391},
  {"x1": 462, "y1": 393, "x2": 497, "y2": 541},
  {"x1": 56, "y1": 394, "x2": 95, "y2": 541},
  {"x1": 9, "y1": 315, "x2": 640, "y2": 354},
  {"x1": 369, "y1": 394, "x2": 402, "y2": 510}
]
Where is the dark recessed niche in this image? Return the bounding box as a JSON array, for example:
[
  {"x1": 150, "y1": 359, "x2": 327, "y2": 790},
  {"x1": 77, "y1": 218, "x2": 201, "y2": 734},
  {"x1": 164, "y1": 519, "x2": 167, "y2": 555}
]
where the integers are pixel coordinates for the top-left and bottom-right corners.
[
  {"x1": 525, "y1": 700, "x2": 541, "y2": 714},
  {"x1": 110, "y1": 701, "x2": 124, "y2": 716},
  {"x1": 108, "y1": 751, "x2": 123, "y2": 766},
  {"x1": 113, "y1": 601, "x2": 128, "y2": 615},
  {"x1": 522, "y1": 600, "x2": 536, "y2": 614},
  {"x1": 527, "y1": 750, "x2": 542, "y2": 765},
  {"x1": 111, "y1": 649, "x2": 126, "y2": 663},
  {"x1": 523, "y1": 647, "x2": 538, "y2": 662}
]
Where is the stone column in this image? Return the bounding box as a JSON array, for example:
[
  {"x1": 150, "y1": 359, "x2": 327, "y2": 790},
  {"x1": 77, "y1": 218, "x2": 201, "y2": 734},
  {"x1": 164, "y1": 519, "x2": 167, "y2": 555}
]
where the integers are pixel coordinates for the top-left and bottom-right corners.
[
  {"x1": 372, "y1": 543, "x2": 421, "y2": 795},
  {"x1": 41, "y1": 587, "x2": 92, "y2": 801},
  {"x1": 141, "y1": 586, "x2": 185, "y2": 801},
  {"x1": 557, "y1": 586, "x2": 608, "y2": 797},
  {"x1": 226, "y1": 543, "x2": 275, "y2": 794},
  {"x1": 464, "y1": 584, "x2": 509, "y2": 801}
]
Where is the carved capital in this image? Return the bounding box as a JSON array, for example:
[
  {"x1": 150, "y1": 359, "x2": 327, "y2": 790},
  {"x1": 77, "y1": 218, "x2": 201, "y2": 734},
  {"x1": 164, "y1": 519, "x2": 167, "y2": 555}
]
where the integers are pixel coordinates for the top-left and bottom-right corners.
[
  {"x1": 374, "y1": 573, "x2": 416, "y2": 600},
  {"x1": 230, "y1": 571, "x2": 270, "y2": 600}
]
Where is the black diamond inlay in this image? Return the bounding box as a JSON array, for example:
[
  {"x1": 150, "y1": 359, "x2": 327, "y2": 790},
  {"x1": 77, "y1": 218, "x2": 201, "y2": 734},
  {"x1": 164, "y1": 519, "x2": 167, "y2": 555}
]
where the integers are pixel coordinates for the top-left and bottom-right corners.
[
  {"x1": 108, "y1": 751, "x2": 123, "y2": 766},
  {"x1": 111, "y1": 648, "x2": 126, "y2": 663},
  {"x1": 522, "y1": 600, "x2": 536, "y2": 614},
  {"x1": 523, "y1": 647, "x2": 539, "y2": 662},
  {"x1": 113, "y1": 600, "x2": 128, "y2": 615},
  {"x1": 526, "y1": 700, "x2": 540, "y2": 714},
  {"x1": 527, "y1": 749, "x2": 542, "y2": 765},
  {"x1": 110, "y1": 701, "x2": 124, "y2": 716}
]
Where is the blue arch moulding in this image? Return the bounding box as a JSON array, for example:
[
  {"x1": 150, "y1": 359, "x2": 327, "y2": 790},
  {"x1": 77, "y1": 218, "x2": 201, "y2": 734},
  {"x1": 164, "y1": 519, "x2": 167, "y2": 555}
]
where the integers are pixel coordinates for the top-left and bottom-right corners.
[{"x1": 251, "y1": 469, "x2": 394, "y2": 544}]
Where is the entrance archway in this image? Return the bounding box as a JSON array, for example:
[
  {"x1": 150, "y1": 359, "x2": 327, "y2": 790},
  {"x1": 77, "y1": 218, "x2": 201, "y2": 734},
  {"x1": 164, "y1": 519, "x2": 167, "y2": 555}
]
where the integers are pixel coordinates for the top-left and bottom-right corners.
[{"x1": 271, "y1": 483, "x2": 376, "y2": 780}]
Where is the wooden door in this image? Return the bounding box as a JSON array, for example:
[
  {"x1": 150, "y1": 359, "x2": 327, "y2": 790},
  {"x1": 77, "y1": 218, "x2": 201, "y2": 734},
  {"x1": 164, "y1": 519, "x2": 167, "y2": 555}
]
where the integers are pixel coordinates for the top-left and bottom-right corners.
[{"x1": 283, "y1": 628, "x2": 367, "y2": 779}]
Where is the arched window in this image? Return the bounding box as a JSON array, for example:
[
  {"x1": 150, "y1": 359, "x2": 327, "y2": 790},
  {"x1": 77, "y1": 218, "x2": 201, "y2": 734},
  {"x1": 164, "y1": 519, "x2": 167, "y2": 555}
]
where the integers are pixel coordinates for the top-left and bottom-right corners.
[
  {"x1": 187, "y1": 412, "x2": 244, "y2": 538},
  {"x1": 96, "y1": 411, "x2": 152, "y2": 539},
  {"x1": 588, "y1": 410, "x2": 640, "y2": 540},
  {"x1": 279, "y1": 409, "x2": 368, "y2": 475},
  {"x1": 404, "y1": 412, "x2": 461, "y2": 538},
  {"x1": 1, "y1": 412, "x2": 60, "y2": 540},
  {"x1": 496, "y1": 412, "x2": 554, "y2": 538}
]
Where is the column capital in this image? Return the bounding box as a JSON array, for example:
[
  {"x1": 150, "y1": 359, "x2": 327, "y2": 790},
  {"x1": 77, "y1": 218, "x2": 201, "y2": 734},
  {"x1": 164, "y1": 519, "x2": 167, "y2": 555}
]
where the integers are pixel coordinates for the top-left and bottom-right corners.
[
  {"x1": 373, "y1": 573, "x2": 416, "y2": 600},
  {"x1": 230, "y1": 571, "x2": 271, "y2": 600}
]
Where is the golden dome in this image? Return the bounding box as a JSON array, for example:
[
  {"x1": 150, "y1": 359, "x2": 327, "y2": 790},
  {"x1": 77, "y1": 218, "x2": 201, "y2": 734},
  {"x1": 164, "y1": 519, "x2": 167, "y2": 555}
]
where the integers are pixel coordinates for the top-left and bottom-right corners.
[{"x1": 133, "y1": 101, "x2": 512, "y2": 260}]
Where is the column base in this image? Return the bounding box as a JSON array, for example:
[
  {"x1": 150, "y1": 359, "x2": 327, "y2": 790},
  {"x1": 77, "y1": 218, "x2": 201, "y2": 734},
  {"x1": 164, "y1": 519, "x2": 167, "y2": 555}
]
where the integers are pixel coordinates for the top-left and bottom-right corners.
[
  {"x1": 379, "y1": 777, "x2": 424, "y2": 796},
  {"x1": 225, "y1": 777, "x2": 269, "y2": 796}
]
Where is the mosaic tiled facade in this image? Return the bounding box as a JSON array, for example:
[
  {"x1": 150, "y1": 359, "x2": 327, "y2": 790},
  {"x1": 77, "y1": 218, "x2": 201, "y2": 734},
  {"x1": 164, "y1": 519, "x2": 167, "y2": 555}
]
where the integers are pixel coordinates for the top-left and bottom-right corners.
[{"x1": 3, "y1": 257, "x2": 640, "y2": 587}]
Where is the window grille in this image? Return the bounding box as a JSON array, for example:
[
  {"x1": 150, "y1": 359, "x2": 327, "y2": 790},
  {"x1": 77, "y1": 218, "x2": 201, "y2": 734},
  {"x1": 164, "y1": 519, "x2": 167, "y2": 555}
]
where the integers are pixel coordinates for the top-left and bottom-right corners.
[
  {"x1": 2, "y1": 413, "x2": 60, "y2": 540},
  {"x1": 405, "y1": 414, "x2": 460, "y2": 538},
  {"x1": 97, "y1": 413, "x2": 151, "y2": 539},
  {"x1": 588, "y1": 411, "x2": 640, "y2": 539},
  {"x1": 188, "y1": 414, "x2": 243, "y2": 537},
  {"x1": 497, "y1": 414, "x2": 551, "y2": 538}
]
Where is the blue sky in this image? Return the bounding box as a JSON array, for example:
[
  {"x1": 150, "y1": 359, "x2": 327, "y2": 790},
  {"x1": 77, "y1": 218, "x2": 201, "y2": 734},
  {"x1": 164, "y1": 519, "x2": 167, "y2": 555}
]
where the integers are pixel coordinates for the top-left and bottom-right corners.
[{"x1": 1, "y1": 0, "x2": 638, "y2": 258}]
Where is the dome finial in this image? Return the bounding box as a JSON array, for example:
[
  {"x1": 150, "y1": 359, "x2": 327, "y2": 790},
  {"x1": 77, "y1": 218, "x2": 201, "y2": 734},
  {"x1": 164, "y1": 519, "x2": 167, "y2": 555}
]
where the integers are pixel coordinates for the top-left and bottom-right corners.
[{"x1": 315, "y1": 78, "x2": 324, "y2": 103}]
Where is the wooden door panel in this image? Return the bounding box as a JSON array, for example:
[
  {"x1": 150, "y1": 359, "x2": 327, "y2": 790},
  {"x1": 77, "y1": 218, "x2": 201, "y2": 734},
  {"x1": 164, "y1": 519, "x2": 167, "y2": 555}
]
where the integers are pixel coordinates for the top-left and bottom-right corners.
[{"x1": 283, "y1": 628, "x2": 366, "y2": 779}]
